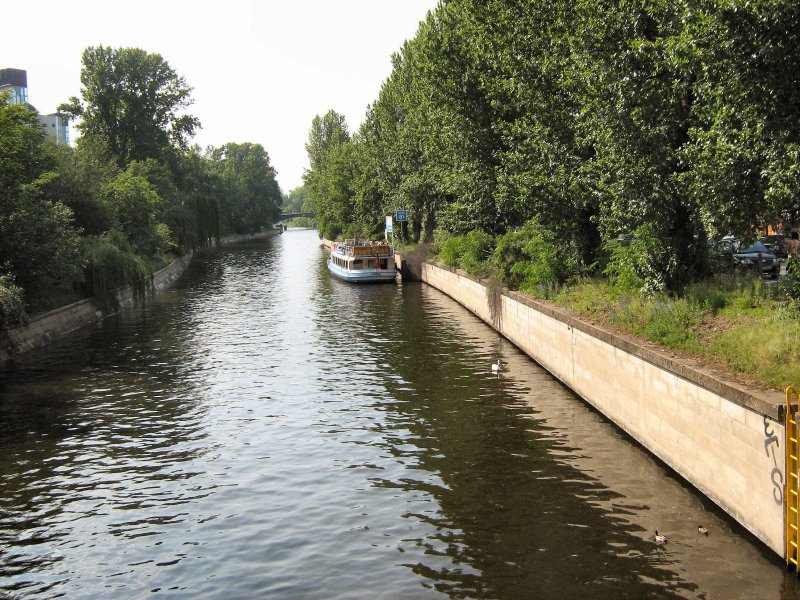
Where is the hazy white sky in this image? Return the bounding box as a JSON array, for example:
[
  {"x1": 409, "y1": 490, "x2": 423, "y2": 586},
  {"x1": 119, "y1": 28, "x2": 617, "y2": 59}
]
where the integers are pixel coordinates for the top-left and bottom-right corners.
[{"x1": 3, "y1": 0, "x2": 438, "y2": 192}]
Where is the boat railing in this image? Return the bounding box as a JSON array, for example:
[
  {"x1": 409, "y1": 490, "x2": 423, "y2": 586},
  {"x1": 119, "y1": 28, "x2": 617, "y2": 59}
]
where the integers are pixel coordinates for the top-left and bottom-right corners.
[{"x1": 333, "y1": 239, "x2": 393, "y2": 257}]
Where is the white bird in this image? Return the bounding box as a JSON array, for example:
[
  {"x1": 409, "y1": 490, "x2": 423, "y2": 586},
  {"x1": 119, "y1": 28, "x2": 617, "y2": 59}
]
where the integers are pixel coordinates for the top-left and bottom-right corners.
[
  {"x1": 653, "y1": 530, "x2": 668, "y2": 544},
  {"x1": 697, "y1": 525, "x2": 709, "y2": 536},
  {"x1": 491, "y1": 359, "x2": 502, "y2": 375}
]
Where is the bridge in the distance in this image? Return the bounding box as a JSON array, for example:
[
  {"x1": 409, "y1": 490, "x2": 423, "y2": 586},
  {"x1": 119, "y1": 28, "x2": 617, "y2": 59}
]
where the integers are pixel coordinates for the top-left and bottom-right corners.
[{"x1": 280, "y1": 212, "x2": 316, "y2": 220}]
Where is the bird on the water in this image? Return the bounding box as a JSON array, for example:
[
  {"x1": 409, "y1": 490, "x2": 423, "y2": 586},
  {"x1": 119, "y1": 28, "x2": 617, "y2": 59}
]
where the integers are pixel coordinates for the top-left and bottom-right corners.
[
  {"x1": 654, "y1": 530, "x2": 668, "y2": 544},
  {"x1": 697, "y1": 525, "x2": 709, "y2": 536},
  {"x1": 492, "y1": 359, "x2": 502, "y2": 374}
]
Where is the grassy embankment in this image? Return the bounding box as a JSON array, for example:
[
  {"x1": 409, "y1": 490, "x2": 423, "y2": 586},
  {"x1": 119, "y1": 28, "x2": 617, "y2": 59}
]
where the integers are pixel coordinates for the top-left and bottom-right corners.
[
  {"x1": 25, "y1": 254, "x2": 177, "y2": 319},
  {"x1": 552, "y1": 276, "x2": 800, "y2": 391},
  {"x1": 421, "y1": 232, "x2": 800, "y2": 393}
]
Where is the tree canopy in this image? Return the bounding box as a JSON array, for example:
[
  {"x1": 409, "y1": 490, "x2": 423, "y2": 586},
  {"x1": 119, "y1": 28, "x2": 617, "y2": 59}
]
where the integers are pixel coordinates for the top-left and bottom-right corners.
[
  {"x1": 59, "y1": 46, "x2": 200, "y2": 168},
  {"x1": 303, "y1": 0, "x2": 800, "y2": 293},
  {"x1": 1, "y1": 46, "x2": 283, "y2": 321}
]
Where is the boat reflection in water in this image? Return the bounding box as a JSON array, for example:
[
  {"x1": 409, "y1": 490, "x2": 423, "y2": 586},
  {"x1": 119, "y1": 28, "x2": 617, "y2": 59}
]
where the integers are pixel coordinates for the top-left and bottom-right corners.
[{"x1": 328, "y1": 238, "x2": 396, "y2": 283}]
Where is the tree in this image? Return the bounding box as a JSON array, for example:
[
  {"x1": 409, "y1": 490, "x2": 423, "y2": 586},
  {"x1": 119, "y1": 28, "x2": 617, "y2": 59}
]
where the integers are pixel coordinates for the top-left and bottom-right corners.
[
  {"x1": 0, "y1": 91, "x2": 82, "y2": 306},
  {"x1": 42, "y1": 138, "x2": 118, "y2": 235},
  {"x1": 59, "y1": 46, "x2": 200, "y2": 168},
  {"x1": 0, "y1": 90, "x2": 51, "y2": 199},
  {"x1": 303, "y1": 111, "x2": 353, "y2": 238},
  {"x1": 99, "y1": 169, "x2": 170, "y2": 256},
  {"x1": 283, "y1": 186, "x2": 307, "y2": 213},
  {"x1": 171, "y1": 147, "x2": 221, "y2": 250},
  {"x1": 211, "y1": 143, "x2": 282, "y2": 235}
]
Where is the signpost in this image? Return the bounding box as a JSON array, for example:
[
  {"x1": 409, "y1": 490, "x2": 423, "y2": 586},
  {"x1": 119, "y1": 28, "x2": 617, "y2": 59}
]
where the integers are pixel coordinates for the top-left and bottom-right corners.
[
  {"x1": 395, "y1": 209, "x2": 408, "y2": 243},
  {"x1": 385, "y1": 215, "x2": 393, "y2": 243}
]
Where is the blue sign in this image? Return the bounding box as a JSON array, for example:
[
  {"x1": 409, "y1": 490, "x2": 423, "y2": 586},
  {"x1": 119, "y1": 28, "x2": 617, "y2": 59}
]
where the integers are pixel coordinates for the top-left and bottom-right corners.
[{"x1": 396, "y1": 210, "x2": 408, "y2": 222}]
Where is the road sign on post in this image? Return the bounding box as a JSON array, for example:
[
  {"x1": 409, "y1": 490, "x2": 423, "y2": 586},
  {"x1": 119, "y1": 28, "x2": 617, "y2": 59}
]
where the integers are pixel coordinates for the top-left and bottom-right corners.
[
  {"x1": 395, "y1": 210, "x2": 408, "y2": 244},
  {"x1": 385, "y1": 215, "x2": 393, "y2": 232}
]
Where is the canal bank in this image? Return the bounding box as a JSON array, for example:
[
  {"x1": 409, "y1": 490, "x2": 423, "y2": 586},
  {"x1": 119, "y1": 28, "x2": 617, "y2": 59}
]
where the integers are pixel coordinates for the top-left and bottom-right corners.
[
  {"x1": 413, "y1": 258, "x2": 786, "y2": 558},
  {"x1": 0, "y1": 231, "x2": 279, "y2": 363}
]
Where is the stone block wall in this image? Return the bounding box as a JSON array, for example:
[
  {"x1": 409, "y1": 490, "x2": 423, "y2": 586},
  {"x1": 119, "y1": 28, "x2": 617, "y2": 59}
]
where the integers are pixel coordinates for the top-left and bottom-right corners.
[{"x1": 420, "y1": 262, "x2": 786, "y2": 556}]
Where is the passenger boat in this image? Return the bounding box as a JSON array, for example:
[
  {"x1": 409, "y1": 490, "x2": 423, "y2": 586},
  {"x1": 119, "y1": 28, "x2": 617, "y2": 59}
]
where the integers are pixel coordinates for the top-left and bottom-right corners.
[{"x1": 328, "y1": 239, "x2": 396, "y2": 283}]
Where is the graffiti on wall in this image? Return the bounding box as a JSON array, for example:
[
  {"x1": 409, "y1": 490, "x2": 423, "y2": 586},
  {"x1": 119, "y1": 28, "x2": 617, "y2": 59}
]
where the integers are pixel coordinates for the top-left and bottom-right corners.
[{"x1": 764, "y1": 416, "x2": 783, "y2": 505}]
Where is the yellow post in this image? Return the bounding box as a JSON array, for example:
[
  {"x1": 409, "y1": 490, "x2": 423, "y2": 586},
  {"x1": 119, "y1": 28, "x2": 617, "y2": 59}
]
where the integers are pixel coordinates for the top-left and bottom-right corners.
[{"x1": 786, "y1": 386, "x2": 800, "y2": 569}]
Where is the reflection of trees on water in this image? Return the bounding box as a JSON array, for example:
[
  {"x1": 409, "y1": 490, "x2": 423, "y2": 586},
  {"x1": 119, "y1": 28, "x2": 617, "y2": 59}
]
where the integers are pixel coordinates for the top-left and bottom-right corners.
[
  {"x1": 347, "y1": 283, "x2": 698, "y2": 599},
  {"x1": 0, "y1": 275, "x2": 216, "y2": 597}
]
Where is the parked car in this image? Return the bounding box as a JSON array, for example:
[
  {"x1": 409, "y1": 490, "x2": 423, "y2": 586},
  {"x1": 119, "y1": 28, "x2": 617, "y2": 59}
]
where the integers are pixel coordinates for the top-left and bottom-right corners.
[
  {"x1": 758, "y1": 234, "x2": 788, "y2": 258},
  {"x1": 709, "y1": 235, "x2": 740, "y2": 272},
  {"x1": 711, "y1": 235, "x2": 740, "y2": 256},
  {"x1": 615, "y1": 233, "x2": 637, "y2": 246},
  {"x1": 733, "y1": 241, "x2": 780, "y2": 278}
]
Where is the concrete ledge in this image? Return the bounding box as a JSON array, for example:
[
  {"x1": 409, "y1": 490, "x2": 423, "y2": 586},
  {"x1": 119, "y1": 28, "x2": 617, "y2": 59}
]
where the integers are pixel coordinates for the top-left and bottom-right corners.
[
  {"x1": 503, "y1": 289, "x2": 782, "y2": 421},
  {"x1": 420, "y1": 260, "x2": 786, "y2": 557}
]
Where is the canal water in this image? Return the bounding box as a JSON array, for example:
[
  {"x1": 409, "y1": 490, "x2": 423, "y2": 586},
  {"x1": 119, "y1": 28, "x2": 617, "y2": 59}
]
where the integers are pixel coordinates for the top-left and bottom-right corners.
[{"x1": 0, "y1": 228, "x2": 798, "y2": 599}]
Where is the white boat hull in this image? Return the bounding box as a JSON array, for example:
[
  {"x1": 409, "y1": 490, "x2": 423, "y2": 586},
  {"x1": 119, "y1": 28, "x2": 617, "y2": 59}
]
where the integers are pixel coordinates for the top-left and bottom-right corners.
[{"x1": 327, "y1": 260, "x2": 396, "y2": 283}]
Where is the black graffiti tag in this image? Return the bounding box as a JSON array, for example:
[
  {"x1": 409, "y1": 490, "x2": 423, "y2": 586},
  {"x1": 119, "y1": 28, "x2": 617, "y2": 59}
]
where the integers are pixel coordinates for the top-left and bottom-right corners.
[{"x1": 764, "y1": 416, "x2": 783, "y2": 505}]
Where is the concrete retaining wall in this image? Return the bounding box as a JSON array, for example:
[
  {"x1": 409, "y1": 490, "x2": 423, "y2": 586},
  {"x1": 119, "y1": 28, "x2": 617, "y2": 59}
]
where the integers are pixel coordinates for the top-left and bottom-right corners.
[
  {"x1": 420, "y1": 261, "x2": 787, "y2": 557},
  {"x1": 0, "y1": 230, "x2": 279, "y2": 363}
]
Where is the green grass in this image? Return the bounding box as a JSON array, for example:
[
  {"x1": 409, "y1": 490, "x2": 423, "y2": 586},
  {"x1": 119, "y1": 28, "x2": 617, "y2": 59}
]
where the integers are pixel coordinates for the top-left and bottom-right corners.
[
  {"x1": 27, "y1": 283, "x2": 87, "y2": 317},
  {"x1": 428, "y1": 239, "x2": 800, "y2": 390},
  {"x1": 551, "y1": 275, "x2": 799, "y2": 390}
]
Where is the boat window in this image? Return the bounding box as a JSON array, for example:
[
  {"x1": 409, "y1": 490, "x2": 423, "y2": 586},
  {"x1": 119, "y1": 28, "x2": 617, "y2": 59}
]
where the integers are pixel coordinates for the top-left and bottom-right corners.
[{"x1": 352, "y1": 260, "x2": 363, "y2": 269}]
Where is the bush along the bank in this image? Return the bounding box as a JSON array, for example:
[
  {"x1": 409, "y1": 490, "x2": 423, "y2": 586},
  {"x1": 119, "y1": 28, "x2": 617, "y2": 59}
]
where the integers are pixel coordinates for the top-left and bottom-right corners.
[
  {"x1": 81, "y1": 232, "x2": 150, "y2": 310},
  {"x1": 431, "y1": 227, "x2": 800, "y2": 389},
  {"x1": 0, "y1": 275, "x2": 28, "y2": 332}
]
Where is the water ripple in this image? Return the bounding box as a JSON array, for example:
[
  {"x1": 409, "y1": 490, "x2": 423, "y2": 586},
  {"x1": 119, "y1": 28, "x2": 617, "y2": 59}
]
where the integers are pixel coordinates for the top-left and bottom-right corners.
[{"x1": 0, "y1": 231, "x2": 793, "y2": 599}]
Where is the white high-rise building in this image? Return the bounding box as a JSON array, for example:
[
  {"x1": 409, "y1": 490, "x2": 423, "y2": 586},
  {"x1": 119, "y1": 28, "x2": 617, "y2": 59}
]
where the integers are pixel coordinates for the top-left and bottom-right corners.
[
  {"x1": 0, "y1": 68, "x2": 29, "y2": 104},
  {"x1": 1, "y1": 67, "x2": 69, "y2": 145}
]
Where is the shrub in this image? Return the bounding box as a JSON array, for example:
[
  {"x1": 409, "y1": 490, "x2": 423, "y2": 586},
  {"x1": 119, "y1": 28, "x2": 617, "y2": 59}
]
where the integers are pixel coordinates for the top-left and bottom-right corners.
[
  {"x1": 0, "y1": 274, "x2": 27, "y2": 331},
  {"x1": 459, "y1": 229, "x2": 494, "y2": 277},
  {"x1": 81, "y1": 231, "x2": 150, "y2": 309},
  {"x1": 782, "y1": 259, "x2": 800, "y2": 306},
  {"x1": 438, "y1": 230, "x2": 494, "y2": 277},
  {"x1": 493, "y1": 221, "x2": 569, "y2": 296},
  {"x1": 438, "y1": 235, "x2": 466, "y2": 268},
  {"x1": 603, "y1": 238, "x2": 646, "y2": 293},
  {"x1": 602, "y1": 224, "x2": 671, "y2": 296}
]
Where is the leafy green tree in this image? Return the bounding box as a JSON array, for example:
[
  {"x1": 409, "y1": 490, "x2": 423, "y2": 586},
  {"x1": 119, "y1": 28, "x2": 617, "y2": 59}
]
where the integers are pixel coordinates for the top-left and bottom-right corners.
[
  {"x1": 0, "y1": 92, "x2": 82, "y2": 306},
  {"x1": 211, "y1": 142, "x2": 282, "y2": 234},
  {"x1": 171, "y1": 146, "x2": 221, "y2": 249},
  {"x1": 99, "y1": 169, "x2": 170, "y2": 256},
  {"x1": 59, "y1": 46, "x2": 200, "y2": 168},
  {"x1": 81, "y1": 230, "x2": 149, "y2": 309},
  {"x1": 304, "y1": 111, "x2": 353, "y2": 239},
  {"x1": 42, "y1": 138, "x2": 118, "y2": 235},
  {"x1": 0, "y1": 90, "x2": 52, "y2": 197},
  {"x1": 283, "y1": 186, "x2": 307, "y2": 213},
  {"x1": 0, "y1": 274, "x2": 27, "y2": 331},
  {"x1": 679, "y1": 0, "x2": 800, "y2": 238},
  {"x1": 1, "y1": 177, "x2": 83, "y2": 305}
]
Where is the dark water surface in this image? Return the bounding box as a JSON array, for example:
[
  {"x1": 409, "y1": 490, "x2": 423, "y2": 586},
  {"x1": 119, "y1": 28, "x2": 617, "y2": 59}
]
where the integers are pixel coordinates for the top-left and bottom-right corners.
[{"x1": 1, "y1": 229, "x2": 798, "y2": 599}]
